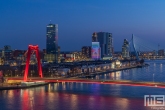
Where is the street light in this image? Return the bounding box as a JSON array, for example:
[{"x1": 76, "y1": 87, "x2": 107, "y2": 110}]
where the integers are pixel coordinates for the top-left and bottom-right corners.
[{"x1": 153, "y1": 74, "x2": 154, "y2": 83}]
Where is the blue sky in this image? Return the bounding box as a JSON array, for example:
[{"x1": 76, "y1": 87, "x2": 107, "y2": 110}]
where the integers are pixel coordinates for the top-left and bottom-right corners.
[{"x1": 0, "y1": 0, "x2": 165, "y2": 51}]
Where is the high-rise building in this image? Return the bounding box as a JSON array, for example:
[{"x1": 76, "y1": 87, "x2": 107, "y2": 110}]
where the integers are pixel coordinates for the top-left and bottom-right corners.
[
  {"x1": 92, "y1": 32, "x2": 113, "y2": 58},
  {"x1": 46, "y1": 23, "x2": 58, "y2": 63},
  {"x1": 82, "y1": 46, "x2": 91, "y2": 59},
  {"x1": 122, "y1": 39, "x2": 129, "y2": 58}
]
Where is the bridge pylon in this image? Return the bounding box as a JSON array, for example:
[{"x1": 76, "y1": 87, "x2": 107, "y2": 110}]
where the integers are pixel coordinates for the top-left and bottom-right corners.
[
  {"x1": 24, "y1": 45, "x2": 43, "y2": 81},
  {"x1": 131, "y1": 34, "x2": 139, "y2": 61}
]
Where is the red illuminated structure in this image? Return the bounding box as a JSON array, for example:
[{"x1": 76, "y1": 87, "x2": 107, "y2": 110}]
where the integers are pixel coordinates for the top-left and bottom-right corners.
[{"x1": 24, "y1": 45, "x2": 43, "y2": 81}]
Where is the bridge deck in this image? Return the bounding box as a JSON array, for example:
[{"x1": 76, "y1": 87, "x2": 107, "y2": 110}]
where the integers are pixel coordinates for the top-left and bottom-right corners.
[{"x1": 2, "y1": 77, "x2": 165, "y2": 90}]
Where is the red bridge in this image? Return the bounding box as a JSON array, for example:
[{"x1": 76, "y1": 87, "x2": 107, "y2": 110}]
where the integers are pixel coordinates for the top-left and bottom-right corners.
[{"x1": 24, "y1": 45, "x2": 43, "y2": 81}]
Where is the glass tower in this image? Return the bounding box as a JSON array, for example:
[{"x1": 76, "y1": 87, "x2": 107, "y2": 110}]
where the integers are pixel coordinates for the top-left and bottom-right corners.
[{"x1": 46, "y1": 24, "x2": 58, "y2": 63}]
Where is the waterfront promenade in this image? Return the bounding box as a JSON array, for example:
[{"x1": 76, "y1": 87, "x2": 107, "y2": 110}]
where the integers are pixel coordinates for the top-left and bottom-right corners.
[{"x1": 3, "y1": 63, "x2": 165, "y2": 90}]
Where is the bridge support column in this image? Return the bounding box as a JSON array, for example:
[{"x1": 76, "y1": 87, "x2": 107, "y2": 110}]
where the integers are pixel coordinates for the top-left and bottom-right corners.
[
  {"x1": 24, "y1": 45, "x2": 43, "y2": 81},
  {"x1": 132, "y1": 34, "x2": 139, "y2": 61}
]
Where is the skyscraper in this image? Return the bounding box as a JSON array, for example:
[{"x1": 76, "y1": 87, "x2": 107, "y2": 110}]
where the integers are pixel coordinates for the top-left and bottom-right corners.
[
  {"x1": 92, "y1": 32, "x2": 113, "y2": 58},
  {"x1": 46, "y1": 23, "x2": 58, "y2": 63},
  {"x1": 122, "y1": 39, "x2": 129, "y2": 58}
]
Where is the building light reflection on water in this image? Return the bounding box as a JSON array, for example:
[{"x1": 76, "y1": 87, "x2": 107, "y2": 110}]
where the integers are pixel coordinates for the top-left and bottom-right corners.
[
  {"x1": 96, "y1": 75, "x2": 99, "y2": 80},
  {"x1": 154, "y1": 63, "x2": 156, "y2": 66},
  {"x1": 160, "y1": 63, "x2": 163, "y2": 73},
  {"x1": 70, "y1": 94, "x2": 78, "y2": 110},
  {"x1": 70, "y1": 82, "x2": 74, "y2": 89},
  {"x1": 48, "y1": 83, "x2": 51, "y2": 91},
  {"x1": 1, "y1": 80, "x2": 165, "y2": 110},
  {"x1": 47, "y1": 83, "x2": 59, "y2": 91},
  {"x1": 104, "y1": 74, "x2": 106, "y2": 80},
  {"x1": 8, "y1": 90, "x2": 14, "y2": 98},
  {"x1": 154, "y1": 63, "x2": 156, "y2": 73},
  {"x1": 110, "y1": 71, "x2": 121, "y2": 80},
  {"x1": 95, "y1": 71, "x2": 122, "y2": 80},
  {"x1": 114, "y1": 98, "x2": 129, "y2": 109},
  {"x1": 62, "y1": 82, "x2": 66, "y2": 90}
]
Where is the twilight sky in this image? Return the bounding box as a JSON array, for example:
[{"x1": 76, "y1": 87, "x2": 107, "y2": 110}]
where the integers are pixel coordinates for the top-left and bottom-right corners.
[{"x1": 0, "y1": 0, "x2": 165, "y2": 51}]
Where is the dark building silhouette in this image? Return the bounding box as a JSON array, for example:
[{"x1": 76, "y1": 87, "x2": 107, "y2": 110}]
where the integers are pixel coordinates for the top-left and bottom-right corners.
[
  {"x1": 92, "y1": 32, "x2": 97, "y2": 42},
  {"x1": 82, "y1": 46, "x2": 91, "y2": 58},
  {"x1": 46, "y1": 23, "x2": 58, "y2": 63},
  {"x1": 122, "y1": 39, "x2": 129, "y2": 58},
  {"x1": 158, "y1": 49, "x2": 164, "y2": 56}
]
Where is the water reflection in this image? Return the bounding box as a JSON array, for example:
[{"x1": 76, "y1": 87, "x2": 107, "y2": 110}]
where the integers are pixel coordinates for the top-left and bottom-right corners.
[
  {"x1": 160, "y1": 63, "x2": 163, "y2": 73},
  {"x1": 70, "y1": 94, "x2": 78, "y2": 110},
  {"x1": 1, "y1": 82, "x2": 165, "y2": 110},
  {"x1": 109, "y1": 71, "x2": 121, "y2": 80},
  {"x1": 1, "y1": 60, "x2": 165, "y2": 110}
]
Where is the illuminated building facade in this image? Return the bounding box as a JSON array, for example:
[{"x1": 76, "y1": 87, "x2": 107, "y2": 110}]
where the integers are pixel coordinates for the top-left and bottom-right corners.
[
  {"x1": 44, "y1": 54, "x2": 55, "y2": 63},
  {"x1": 60, "y1": 52, "x2": 74, "y2": 62},
  {"x1": 0, "y1": 45, "x2": 13, "y2": 64},
  {"x1": 91, "y1": 42, "x2": 101, "y2": 60},
  {"x1": 46, "y1": 23, "x2": 58, "y2": 63}
]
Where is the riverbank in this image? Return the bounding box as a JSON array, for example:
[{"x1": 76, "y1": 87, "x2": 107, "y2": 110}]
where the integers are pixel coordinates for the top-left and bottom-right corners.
[
  {"x1": 0, "y1": 64, "x2": 150, "y2": 90},
  {"x1": 78, "y1": 64, "x2": 147, "y2": 78},
  {"x1": 6, "y1": 64, "x2": 147, "y2": 80}
]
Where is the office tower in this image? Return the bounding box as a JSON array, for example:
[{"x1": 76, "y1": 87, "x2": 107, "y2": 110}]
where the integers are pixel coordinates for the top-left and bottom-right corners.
[
  {"x1": 46, "y1": 23, "x2": 58, "y2": 63},
  {"x1": 92, "y1": 32, "x2": 113, "y2": 58},
  {"x1": 122, "y1": 39, "x2": 129, "y2": 58}
]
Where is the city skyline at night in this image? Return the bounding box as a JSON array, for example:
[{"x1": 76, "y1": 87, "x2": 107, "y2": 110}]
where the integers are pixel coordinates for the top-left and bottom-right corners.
[{"x1": 1, "y1": 1, "x2": 165, "y2": 110}]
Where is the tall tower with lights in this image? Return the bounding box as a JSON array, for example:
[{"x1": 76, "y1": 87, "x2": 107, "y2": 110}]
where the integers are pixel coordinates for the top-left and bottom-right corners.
[{"x1": 46, "y1": 23, "x2": 58, "y2": 63}]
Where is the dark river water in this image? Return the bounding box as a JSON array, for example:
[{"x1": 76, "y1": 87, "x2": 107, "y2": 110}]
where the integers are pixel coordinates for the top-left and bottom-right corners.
[{"x1": 0, "y1": 60, "x2": 165, "y2": 110}]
